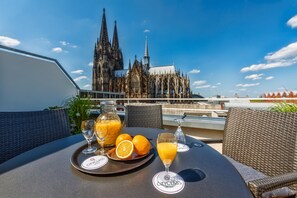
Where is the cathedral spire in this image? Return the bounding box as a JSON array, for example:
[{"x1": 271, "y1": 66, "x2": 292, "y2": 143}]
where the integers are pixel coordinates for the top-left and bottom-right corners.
[
  {"x1": 128, "y1": 59, "x2": 131, "y2": 70},
  {"x1": 143, "y1": 36, "x2": 150, "y2": 70},
  {"x1": 112, "y1": 20, "x2": 119, "y2": 49},
  {"x1": 99, "y1": 8, "x2": 109, "y2": 46},
  {"x1": 144, "y1": 36, "x2": 149, "y2": 57}
]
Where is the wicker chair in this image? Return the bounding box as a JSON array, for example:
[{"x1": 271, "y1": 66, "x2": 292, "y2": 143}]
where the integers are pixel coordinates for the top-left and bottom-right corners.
[
  {"x1": 124, "y1": 104, "x2": 163, "y2": 129},
  {"x1": 0, "y1": 109, "x2": 71, "y2": 164},
  {"x1": 223, "y1": 108, "x2": 297, "y2": 198}
]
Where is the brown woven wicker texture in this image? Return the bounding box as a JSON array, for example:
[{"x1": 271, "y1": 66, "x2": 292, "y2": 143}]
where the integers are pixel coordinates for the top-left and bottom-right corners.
[
  {"x1": 248, "y1": 172, "x2": 297, "y2": 198},
  {"x1": 125, "y1": 105, "x2": 163, "y2": 129},
  {"x1": 0, "y1": 109, "x2": 71, "y2": 164},
  {"x1": 223, "y1": 107, "x2": 297, "y2": 195}
]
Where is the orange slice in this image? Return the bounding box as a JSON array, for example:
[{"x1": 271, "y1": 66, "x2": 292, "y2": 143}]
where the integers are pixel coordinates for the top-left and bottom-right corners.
[{"x1": 116, "y1": 140, "x2": 134, "y2": 160}]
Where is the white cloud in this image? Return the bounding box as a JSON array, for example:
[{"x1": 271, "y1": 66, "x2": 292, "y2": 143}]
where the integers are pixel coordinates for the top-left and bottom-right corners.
[
  {"x1": 74, "y1": 76, "x2": 87, "y2": 82},
  {"x1": 241, "y1": 42, "x2": 297, "y2": 72},
  {"x1": 195, "y1": 85, "x2": 210, "y2": 89},
  {"x1": 189, "y1": 69, "x2": 200, "y2": 74},
  {"x1": 71, "y1": 70, "x2": 84, "y2": 75},
  {"x1": 241, "y1": 60, "x2": 296, "y2": 72},
  {"x1": 265, "y1": 76, "x2": 274, "y2": 80},
  {"x1": 0, "y1": 36, "x2": 20, "y2": 47},
  {"x1": 144, "y1": 29, "x2": 150, "y2": 33},
  {"x1": 238, "y1": 88, "x2": 246, "y2": 91},
  {"x1": 52, "y1": 47, "x2": 62, "y2": 53},
  {"x1": 60, "y1": 41, "x2": 69, "y2": 46},
  {"x1": 60, "y1": 41, "x2": 77, "y2": 48},
  {"x1": 193, "y1": 80, "x2": 206, "y2": 86},
  {"x1": 236, "y1": 83, "x2": 260, "y2": 88},
  {"x1": 287, "y1": 15, "x2": 297, "y2": 28},
  {"x1": 244, "y1": 73, "x2": 263, "y2": 80},
  {"x1": 88, "y1": 62, "x2": 93, "y2": 67},
  {"x1": 264, "y1": 42, "x2": 297, "y2": 61},
  {"x1": 216, "y1": 82, "x2": 221, "y2": 85},
  {"x1": 195, "y1": 85, "x2": 211, "y2": 89},
  {"x1": 83, "y1": 84, "x2": 91, "y2": 88},
  {"x1": 211, "y1": 86, "x2": 217, "y2": 88}
]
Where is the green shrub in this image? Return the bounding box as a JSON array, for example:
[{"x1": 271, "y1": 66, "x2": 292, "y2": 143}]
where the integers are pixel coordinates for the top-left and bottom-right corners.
[
  {"x1": 66, "y1": 96, "x2": 95, "y2": 134},
  {"x1": 269, "y1": 102, "x2": 297, "y2": 112}
]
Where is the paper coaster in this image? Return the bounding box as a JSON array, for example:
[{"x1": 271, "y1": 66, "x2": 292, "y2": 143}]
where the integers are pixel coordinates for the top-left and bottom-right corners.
[
  {"x1": 177, "y1": 143, "x2": 190, "y2": 152},
  {"x1": 81, "y1": 156, "x2": 108, "y2": 170},
  {"x1": 152, "y1": 171, "x2": 185, "y2": 194}
]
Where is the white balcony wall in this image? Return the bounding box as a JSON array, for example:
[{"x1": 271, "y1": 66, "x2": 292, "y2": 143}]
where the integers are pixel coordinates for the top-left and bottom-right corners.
[{"x1": 0, "y1": 48, "x2": 79, "y2": 111}]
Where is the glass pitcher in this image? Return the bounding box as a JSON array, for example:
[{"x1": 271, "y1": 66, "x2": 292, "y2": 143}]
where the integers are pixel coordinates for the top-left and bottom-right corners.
[{"x1": 95, "y1": 100, "x2": 122, "y2": 146}]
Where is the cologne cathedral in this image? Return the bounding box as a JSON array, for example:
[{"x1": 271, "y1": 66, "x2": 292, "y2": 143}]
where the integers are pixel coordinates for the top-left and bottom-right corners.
[{"x1": 92, "y1": 9, "x2": 191, "y2": 98}]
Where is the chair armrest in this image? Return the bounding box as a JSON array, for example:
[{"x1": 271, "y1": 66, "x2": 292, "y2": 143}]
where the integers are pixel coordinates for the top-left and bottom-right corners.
[{"x1": 248, "y1": 172, "x2": 297, "y2": 198}]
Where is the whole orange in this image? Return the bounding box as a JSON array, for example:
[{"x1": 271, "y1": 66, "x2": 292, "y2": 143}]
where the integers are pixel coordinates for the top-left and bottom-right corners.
[
  {"x1": 132, "y1": 135, "x2": 150, "y2": 156},
  {"x1": 116, "y1": 134, "x2": 132, "y2": 147}
]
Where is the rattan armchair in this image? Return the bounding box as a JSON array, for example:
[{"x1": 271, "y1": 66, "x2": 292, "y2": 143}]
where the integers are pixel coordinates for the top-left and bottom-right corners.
[
  {"x1": 223, "y1": 108, "x2": 297, "y2": 198},
  {"x1": 124, "y1": 104, "x2": 163, "y2": 129},
  {"x1": 0, "y1": 109, "x2": 71, "y2": 164}
]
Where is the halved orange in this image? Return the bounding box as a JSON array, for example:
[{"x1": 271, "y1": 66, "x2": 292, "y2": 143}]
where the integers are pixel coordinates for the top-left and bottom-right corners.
[
  {"x1": 116, "y1": 140, "x2": 134, "y2": 160},
  {"x1": 115, "y1": 133, "x2": 132, "y2": 147}
]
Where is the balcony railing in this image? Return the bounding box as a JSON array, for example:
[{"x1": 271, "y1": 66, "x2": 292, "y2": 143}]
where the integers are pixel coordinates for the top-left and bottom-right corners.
[{"x1": 80, "y1": 90, "x2": 297, "y2": 148}]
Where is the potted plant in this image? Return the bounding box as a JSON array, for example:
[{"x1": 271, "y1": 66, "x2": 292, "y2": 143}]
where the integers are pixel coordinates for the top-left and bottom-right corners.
[
  {"x1": 66, "y1": 96, "x2": 95, "y2": 134},
  {"x1": 269, "y1": 102, "x2": 297, "y2": 112}
]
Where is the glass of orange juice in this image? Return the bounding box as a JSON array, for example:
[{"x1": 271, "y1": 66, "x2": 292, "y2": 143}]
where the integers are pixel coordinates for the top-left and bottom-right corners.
[
  {"x1": 95, "y1": 121, "x2": 110, "y2": 155},
  {"x1": 157, "y1": 133, "x2": 178, "y2": 181}
]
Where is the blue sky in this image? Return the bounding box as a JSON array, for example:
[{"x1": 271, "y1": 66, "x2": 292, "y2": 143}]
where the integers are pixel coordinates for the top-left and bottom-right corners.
[{"x1": 1, "y1": 0, "x2": 297, "y2": 97}]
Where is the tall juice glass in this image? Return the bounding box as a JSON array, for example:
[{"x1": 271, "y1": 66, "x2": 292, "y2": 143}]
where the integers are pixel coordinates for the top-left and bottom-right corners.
[
  {"x1": 157, "y1": 133, "x2": 177, "y2": 181},
  {"x1": 153, "y1": 133, "x2": 185, "y2": 194}
]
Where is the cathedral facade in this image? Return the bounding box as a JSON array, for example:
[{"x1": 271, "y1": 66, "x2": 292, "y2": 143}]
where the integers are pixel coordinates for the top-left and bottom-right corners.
[{"x1": 92, "y1": 9, "x2": 191, "y2": 98}]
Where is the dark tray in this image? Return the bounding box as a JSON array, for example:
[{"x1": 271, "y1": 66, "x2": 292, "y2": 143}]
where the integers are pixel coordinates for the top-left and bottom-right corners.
[{"x1": 70, "y1": 142, "x2": 154, "y2": 175}]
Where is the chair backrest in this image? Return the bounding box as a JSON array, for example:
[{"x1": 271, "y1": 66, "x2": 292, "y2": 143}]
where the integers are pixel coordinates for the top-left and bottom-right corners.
[
  {"x1": 0, "y1": 109, "x2": 71, "y2": 164},
  {"x1": 223, "y1": 107, "x2": 297, "y2": 177},
  {"x1": 124, "y1": 105, "x2": 163, "y2": 129}
]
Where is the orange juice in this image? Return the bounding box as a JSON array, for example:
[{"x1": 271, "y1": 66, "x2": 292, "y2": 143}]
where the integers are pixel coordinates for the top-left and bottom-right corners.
[
  {"x1": 157, "y1": 142, "x2": 177, "y2": 166},
  {"x1": 96, "y1": 120, "x2": 122, "y2": 146}
]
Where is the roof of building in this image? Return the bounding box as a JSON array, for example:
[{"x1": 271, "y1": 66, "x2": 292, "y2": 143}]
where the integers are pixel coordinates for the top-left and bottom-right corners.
[
  {"x1": 0, "y1": 44, "x2": 80, "y2": 90},
  {"x1": 149, "y1": 65, "x2": 176, "y2": 75},
  {"x1": 114, "y1": 69, "x2": 129, "y2": 77},
  {"x1": 264, "y1": 90, "x2": 297, "y2": 96}
]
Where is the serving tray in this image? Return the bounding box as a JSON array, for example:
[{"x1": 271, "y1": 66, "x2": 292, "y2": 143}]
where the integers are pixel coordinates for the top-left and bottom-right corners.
[{"x1": 70, "y1": 141, "x2": 154, "y2": 175}]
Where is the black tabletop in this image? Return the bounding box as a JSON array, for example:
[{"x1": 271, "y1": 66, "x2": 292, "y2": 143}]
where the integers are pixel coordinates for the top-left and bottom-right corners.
[{"x1": 0, "y1": 127, "x2": 251, "y2": 198}]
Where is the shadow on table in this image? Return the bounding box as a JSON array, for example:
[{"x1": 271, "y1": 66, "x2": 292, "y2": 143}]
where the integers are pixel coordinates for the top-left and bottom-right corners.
[
  {"x1": 0, "y1": 135, "x2": 84, "y2": 175},
  {"x1": 178, "y1": 169, "x2": 206, "y2": 182}
]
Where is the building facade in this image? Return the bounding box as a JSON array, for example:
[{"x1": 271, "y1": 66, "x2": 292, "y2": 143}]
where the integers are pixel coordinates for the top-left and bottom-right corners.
[
  {"x1": 263, "y1": 91, "x2": 297, "y2": 104},
  {"x1": 92, "y1": 9, "x2": 191, "y2": 98}
]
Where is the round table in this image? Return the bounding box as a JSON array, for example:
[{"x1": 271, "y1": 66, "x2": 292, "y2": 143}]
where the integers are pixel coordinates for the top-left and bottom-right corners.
[{"x1": 0, "y1": 127, "x2": 251, "y2": 198}]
